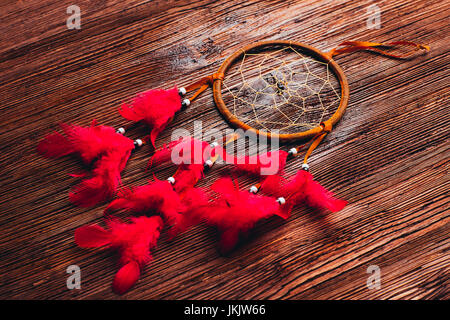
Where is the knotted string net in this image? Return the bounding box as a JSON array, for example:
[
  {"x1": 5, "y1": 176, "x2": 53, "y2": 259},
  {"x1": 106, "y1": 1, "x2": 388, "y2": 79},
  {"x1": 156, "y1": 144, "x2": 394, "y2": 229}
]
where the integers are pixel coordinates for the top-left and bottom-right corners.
[{"x1": 221, "y1": 44, "x2": 341, "y2": 135}]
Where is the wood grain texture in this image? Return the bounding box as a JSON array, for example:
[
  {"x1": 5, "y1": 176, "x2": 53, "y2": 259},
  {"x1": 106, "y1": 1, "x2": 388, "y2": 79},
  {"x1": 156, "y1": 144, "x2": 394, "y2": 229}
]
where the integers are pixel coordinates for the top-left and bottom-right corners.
[{"x1": 0, "y1": 0, "x2": 448, "y2": 300}]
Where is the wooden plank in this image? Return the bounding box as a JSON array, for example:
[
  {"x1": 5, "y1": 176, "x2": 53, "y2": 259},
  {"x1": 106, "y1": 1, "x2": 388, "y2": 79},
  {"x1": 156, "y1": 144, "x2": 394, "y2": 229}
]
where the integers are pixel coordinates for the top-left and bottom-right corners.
[{"x1": 0, "y1": 0, "x2": 448, "y2": 299}]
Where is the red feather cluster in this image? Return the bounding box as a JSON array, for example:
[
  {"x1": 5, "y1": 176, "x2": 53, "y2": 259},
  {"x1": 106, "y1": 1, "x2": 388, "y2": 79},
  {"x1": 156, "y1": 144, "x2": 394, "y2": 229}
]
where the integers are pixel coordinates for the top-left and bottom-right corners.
[
  {"x1": 75, "y1": 216, "x2": 163, "y2": 294},
  {"x1": 192, "y1": 177, "x2": 284, "y2": 253},
  {"x1": 77, "y1": 179, "x2": 209, "y2": 294},
  {"x1": 169, "y1": 186, "x2": 210, "y2": 237},
  {"x1": 37, "y1": 80, "x2": 349, "y2": 295},
  {"x1": 119, "y1": 87, "x2": 182, "y2": 146},
  {"x1": 104, "y1": 179, "x2": 210, "y2": 235},
  {"x1": 104, "y1": 180, "x2": 182, "y2": 225},
  {"x1": 37, "y1": 120, "x2": 134, "y2": 207},
  {"x1": 261, "y1": 169, "x2": 347, "y2": 218}
]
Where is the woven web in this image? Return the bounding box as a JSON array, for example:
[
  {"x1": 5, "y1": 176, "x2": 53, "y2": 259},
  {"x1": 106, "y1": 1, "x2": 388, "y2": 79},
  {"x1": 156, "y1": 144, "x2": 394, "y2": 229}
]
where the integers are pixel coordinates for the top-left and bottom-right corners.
[{"x1": 222, "y1": 45, "x2": 341, "y2": 134}]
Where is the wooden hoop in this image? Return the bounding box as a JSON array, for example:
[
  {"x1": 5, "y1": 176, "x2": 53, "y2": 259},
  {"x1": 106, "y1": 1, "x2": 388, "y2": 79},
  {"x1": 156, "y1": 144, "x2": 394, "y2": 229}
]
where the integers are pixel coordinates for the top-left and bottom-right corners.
[{"x1": 212, "y1": 40, "x2": 349, "y2": 142}]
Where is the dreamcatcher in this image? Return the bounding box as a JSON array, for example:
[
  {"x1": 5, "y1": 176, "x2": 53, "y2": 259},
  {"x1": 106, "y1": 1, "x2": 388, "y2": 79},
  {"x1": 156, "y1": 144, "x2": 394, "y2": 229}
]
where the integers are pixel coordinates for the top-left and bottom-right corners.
[{"x1": 38, "y1": 40, "x2": 429, "y2": 294}]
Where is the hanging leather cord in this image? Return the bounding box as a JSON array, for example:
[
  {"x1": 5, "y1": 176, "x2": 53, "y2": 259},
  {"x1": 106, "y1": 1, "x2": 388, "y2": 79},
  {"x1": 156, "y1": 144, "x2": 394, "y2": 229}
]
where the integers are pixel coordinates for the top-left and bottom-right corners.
[
  {"x1": 327, "y1": 40, "x2": 430, "y2": 60},
  {"x1": 302, "y1": 121, "x2": 333, "y2": 164},
  {"x1": 287, "y1": 121, "x2": 333, "y2": 165}
]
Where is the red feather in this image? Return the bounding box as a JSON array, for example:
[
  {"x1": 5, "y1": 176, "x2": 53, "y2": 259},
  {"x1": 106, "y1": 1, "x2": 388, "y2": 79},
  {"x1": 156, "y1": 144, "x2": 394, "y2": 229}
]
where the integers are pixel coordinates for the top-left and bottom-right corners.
[
  {"x1": 119, "y1": 87, "x2": 182, "y2": 146},
  {"x1": 302, "y1": 172, "x2": 348, "y2": 212},
  {"x1": 69, "y1": 150, "x2": 131, "y2": 207},
  {"x1": 74, "y1": 225, "x2": 110, "y2": 247},
  {"x1": 151, "y1": 137, "x2": 212, "y2": 192},
  {"x1": 37, "y1": 120, "x2": 134, "y2": 207},
  {"x1": 36, "y1": 131, "x2": 73, "y2": 158},
  {"x1": 201, "y1": 178, "x2": 281, "y2": 253},
  {"x1": 104, "y1": 180, "x2": 181, "y2": 226},
  {"x1": 218, "y1": 148, "x2": 288, "y2": 176},
  {"x1": 172, "y1": 163, "x2": 206, "y2": 193},
  {"x1": 113, "y1": 261, "x2": 141, "y2": 295},
  {"x1": 169, "y1": 187, "x2": 210, "y2": 237},
  {"x1": 260, "y1": 170, "x2": 347, "y2": 216},
  {"x1": 75, "y1": 216, "x2": 163, "y2": 294},
  {"x1": 108, "y1": 216, "x2": 162, "y2": 266}
]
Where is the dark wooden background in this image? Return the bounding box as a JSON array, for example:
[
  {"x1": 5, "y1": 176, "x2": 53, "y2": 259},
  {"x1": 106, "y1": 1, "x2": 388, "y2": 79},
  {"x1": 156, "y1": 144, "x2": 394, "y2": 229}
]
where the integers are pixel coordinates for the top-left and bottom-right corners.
[{"x1": 0, "y1": 0, "x2": 448, "y2": 300}]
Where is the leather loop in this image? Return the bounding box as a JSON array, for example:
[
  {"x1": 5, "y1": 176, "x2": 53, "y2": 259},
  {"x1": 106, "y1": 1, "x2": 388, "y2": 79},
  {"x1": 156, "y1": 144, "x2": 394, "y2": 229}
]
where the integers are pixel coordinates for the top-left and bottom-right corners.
[
  {"x1": 321, "y1": 120, "x2": 333, "y2": 133},
  {"x1": 212, "y1": 72, "x2": 224, "y2": 81}
]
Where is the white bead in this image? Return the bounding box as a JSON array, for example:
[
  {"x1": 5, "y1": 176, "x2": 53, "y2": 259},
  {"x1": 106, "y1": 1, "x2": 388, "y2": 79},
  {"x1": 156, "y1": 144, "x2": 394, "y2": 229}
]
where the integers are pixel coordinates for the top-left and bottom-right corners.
[
  {"x1": 167, "y1": 176, "x2": 175, "y2": 184},
  {"x1": 302, "y1": 163, "x2": 309, "y2": 171},
  {"x1": 288, "y1": 148, "x2": 298, "y2": 155},
  {"x1": 276, "y1": 197, "x2": 286, "y2": 205},
  {"x1": 210, "y1": 141, "x2": 219, "y2": 148},
  {"x1": 182, "y1": 99, "x2": 191, "y2": 107},
  {"x1": 204, "y1": 159, "x2": 213, "y2": 167},
  {"x1": 116, "y1": 127, "x2": 125, "y2": 134},
  {"x1": 178, "y1": 87, "x2": 187, "y2": 96},
  {"x1": 249, "y1": 186, "x2": 258, "y2": 193},
  {"x1": 134, "y1": 139, "x2": 143, "y2": 147}
]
